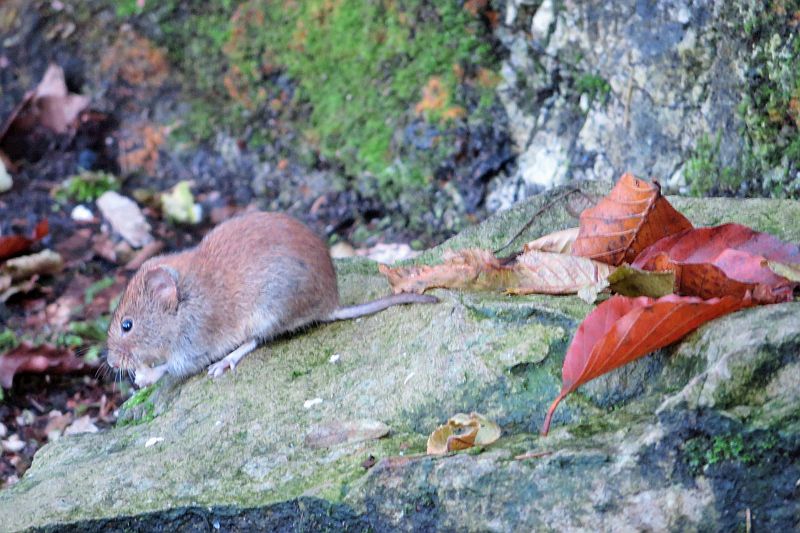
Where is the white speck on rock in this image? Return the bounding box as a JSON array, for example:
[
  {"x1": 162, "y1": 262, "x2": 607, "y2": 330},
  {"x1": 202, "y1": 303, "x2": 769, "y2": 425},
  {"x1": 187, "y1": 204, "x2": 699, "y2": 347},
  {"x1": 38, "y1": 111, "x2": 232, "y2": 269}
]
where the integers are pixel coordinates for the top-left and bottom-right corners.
[
  {"x1": 145, "y1": 437, "x2": 164, "y2": 448},
  {"x1": 303, "y1": 398, "x2": 323, "y2": 409}
]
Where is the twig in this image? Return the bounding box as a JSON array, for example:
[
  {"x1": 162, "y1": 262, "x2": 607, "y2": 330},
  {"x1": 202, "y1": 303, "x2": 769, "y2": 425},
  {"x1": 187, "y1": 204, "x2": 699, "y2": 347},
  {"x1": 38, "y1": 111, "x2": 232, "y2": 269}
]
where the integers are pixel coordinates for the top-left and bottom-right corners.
[{"x1": 494, "y1": 187, "x2": 581, "y2": 255}]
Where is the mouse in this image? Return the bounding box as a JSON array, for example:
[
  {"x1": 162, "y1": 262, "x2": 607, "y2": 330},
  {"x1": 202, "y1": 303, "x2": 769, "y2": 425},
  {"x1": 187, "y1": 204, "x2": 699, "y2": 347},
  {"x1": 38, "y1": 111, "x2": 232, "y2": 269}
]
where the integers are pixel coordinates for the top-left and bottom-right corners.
[{"x1": 105, "y1": 211, "x2": 437, "y2": 387}]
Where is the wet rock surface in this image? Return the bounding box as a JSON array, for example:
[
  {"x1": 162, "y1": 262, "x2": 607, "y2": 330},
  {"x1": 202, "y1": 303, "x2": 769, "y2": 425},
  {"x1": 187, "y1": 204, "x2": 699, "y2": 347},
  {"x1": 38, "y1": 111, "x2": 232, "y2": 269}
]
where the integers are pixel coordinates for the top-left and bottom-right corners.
[{"x1": 2, "y1": 182, "x2": 799, "y2": 531}]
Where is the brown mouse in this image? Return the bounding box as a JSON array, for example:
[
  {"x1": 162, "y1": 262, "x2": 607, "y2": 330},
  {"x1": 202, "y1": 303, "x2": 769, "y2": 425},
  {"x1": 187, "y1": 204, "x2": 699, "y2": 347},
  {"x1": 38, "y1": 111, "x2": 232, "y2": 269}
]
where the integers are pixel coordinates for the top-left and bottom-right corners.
[{"x1": 106, "y1": 212, "x2": 437, "y2": 387}]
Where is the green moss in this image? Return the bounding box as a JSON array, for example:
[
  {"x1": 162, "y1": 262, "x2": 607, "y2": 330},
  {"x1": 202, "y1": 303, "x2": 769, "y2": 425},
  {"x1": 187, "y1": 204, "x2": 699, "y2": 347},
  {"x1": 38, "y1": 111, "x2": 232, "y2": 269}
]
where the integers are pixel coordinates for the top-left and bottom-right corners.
[
  {"x1": 575, "y1": 73, "x2": 610, "y2": 105},
  {"x1": 117, "y1": 385, "x2": 157, "y2": 426},
  {"x1": 684, "y1": 132, "x2": 743, "y2": 197},
  {"x1": 0, "y1": 328, "x2": 19, "y2": 352},
  {"x1": 733, "y1": 1, "x2": 800, "y2": 198},
  {"x1": 113, "y1": 0, "x2": 498, "y2": 200},
  {"x1": 682, "y1": 431, "x2": 779, "y2": 475},
  {"x1": 54, "y1": 171, "x2": 119, "y2": 203}
]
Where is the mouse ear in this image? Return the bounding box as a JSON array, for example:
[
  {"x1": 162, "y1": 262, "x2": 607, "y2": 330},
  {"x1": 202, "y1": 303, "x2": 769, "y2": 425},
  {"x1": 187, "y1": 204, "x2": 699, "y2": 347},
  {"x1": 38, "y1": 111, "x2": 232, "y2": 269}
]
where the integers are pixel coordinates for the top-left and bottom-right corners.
[{"x1": 145, "y1": 266, "x2": 180, "y2": 310}]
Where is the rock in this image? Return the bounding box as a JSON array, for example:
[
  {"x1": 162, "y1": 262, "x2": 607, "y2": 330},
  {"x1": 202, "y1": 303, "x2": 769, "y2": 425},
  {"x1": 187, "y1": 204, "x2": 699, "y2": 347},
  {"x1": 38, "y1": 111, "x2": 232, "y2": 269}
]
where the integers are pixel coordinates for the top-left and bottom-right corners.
[
  {"x1": 1, "y1": 183, "x2": 799, "y2": 531},
  {"x1": 493, "y1": 0, "x2": 758, "y2": 198},
  {"x1": 96, "y1": 191, "x2": 153, "y2": 248}
]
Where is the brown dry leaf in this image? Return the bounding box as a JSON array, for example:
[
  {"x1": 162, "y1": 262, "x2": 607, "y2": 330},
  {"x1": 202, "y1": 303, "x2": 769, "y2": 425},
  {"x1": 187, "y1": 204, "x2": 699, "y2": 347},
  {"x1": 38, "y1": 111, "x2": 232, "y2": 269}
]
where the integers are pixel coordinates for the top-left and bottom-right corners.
[
  {"x1": 0, "y1": 275, "x2": 40, "y2": 303},
  {"x1": 380, "y1": 249, "x2": 616, "y2": 296},
  {"x1": 2, "y1": 249, "x2": 63, "y2": 282},
  {"x1": 505, "y1": 251, "x2": 616, "y2": 295},
  {"x1": 523, "y1": 227, "x2": 579, "y2": 254},
  {"x1": 0, "y1": 64, "x2": 89, "y2": 139},
  {"x1": 426, "y1": 412, "x2": 501, "y2": 455},
  {"x1": 304, "y1": 419, "x2": 390, "y2": 449},
  {"x1": 572, "y1": 173, "x2": 693, "y2": 266},
  {"x1": 0, "y1": 342, "x2": 89, "y2": 388}
]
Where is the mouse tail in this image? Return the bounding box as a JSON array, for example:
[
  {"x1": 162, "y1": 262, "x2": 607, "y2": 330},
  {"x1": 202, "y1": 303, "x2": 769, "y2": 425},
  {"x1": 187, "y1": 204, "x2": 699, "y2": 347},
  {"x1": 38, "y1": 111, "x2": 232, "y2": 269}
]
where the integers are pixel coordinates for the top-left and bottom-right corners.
[{"x1": 327, "y1": 293, "x2": 438, "y2": 321}]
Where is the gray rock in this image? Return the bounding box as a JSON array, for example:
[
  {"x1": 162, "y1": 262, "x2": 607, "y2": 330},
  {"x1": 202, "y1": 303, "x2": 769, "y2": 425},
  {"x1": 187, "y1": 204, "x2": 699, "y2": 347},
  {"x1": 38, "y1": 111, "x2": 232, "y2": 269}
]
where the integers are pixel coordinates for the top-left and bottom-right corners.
[
  {"x1": 491, "y1": 0, "x2": 753, "y2": 201},
  {"x1": 1, "y1": 182, "x2": 799, "y2": 531}
]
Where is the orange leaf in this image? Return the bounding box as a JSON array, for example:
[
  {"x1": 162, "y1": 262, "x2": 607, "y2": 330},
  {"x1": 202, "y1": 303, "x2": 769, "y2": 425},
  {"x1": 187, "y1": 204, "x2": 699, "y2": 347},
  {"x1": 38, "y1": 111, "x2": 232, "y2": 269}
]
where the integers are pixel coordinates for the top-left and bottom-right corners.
[
  {"x1": 541, "y1": 294, "x2": 751, "y2": 435},
  {"x1": 633, "y1": 223, "x2": 800, "y2": 302},
  {"x1": 572, "y1": 173, "x2": 692, "y2": 266},
  {"x1": 0, "y1": 219, "x2": 48, "y2": 261}
]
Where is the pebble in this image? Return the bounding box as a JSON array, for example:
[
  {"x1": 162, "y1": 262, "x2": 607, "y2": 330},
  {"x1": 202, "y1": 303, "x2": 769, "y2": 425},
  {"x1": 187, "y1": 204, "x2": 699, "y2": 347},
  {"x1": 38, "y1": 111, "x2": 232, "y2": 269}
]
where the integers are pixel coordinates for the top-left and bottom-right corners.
[
  {"x1": 0, "y1": 159, "x2": 11, "y2": 193},
  {"x1": 70, "y1": 204, "x2": 94, "y2": 222}
]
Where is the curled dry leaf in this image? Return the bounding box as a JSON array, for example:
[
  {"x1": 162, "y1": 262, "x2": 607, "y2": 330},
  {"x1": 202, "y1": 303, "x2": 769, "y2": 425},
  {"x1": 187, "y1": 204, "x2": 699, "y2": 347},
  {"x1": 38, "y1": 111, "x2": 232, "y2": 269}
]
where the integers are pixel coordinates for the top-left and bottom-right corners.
[
  {"x1": 0, "y1": 342, "x2": 89, "y2": 389},
  {"x1": 96, "y1": 191, "x2": 153, "y2": 248},
  {"x1": 304, "y1": 419, "x2": 390, "y2": 449},
  {"x1": 572, "y1": 173, "x2": 692, "y2": 266},
  {"x1": 0, "y1": 219, "x2": 49, "y2": 261},
  {"x1": 524, "y1": 227, "x2": 579, "y2": 255},
  {"x1": 380, "y1": 249, "x2": 616, "y2": 296},
  {"x1": 0, "y1": 64, "x2": 89, "y2": 142},
  {"x1": 426, "y1": 412, "x2": 501, "y2": 455},
  {"x1": 2, "y1": 249, "x2": 63, "y2": 282},
  {"x1": 541, "y1": 294, "x2": 752, "y2": 435},
  {"x1": 633, "y1": 223, "x2": 800, "y2": 303}
]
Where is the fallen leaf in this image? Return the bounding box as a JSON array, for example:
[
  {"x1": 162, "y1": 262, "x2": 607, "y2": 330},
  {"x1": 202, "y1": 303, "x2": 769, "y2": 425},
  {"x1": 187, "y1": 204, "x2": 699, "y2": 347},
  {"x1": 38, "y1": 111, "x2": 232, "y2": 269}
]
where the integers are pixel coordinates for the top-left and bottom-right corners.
[
  {"x1": 304, "y1": 419, "x2": 391, "y2": 449},
  {"x1": 96, "y1": 191, "x2": 153, "y2": 248},
  {"x1": 606, "y1": 264, "x2": 675, "y2": 298},
  {"x1": 541, "y1": 294, "x2": 751, "y2": 435},
  {"x1": 2, "y1": 249, "x2": 63, "y2": 281},
  {"x1": 572, "y1": 173, "x2": 693, "y2": 265},
  {"x1": 0, "y1": 274, "x2": 40, "y2": 303},
  {"x1": 0, "y1": 342, "x2": 89, "y2": 389},
  {"x1": 0, "y1": 64, "x2": 89, "y2": 141},
  {"x1": 380, "y1": 249, "x2": 616, "y2": 296},
  {"x1": 426, "y1": 412, "x2": 501, "y2": 455},
  {"x1": 633, "y1": 223, "x2": 800, "y2": 302},
  {"x1": 0, "y1": 219, "x2": 49, "y2": 261},
  {"x1": 524, "y1": 227, "x2": 579, "y2": 254}
]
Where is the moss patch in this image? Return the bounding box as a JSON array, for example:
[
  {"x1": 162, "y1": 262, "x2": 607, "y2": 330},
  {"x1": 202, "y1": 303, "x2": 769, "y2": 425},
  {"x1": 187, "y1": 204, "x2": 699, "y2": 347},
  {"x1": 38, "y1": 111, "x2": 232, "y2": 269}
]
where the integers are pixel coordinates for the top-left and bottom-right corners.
[{"x1": 111, "y1": 0, "x2": 499, "y2": 200}]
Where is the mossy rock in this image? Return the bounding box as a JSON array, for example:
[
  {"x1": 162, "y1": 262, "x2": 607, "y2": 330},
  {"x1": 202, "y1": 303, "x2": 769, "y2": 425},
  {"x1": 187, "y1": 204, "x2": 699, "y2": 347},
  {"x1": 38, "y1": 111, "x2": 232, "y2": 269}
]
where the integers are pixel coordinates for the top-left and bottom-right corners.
[{"x1": 2, "y1": 183, "x2": 799, "y2": 531}]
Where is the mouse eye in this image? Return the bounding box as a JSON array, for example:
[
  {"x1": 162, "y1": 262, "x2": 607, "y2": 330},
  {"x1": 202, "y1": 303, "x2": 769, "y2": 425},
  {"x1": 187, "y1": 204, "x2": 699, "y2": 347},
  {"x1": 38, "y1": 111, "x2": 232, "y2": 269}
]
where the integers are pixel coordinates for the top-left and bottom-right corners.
[{"x1": 121, "y1": 318, "x2": 133, "y2": 333}]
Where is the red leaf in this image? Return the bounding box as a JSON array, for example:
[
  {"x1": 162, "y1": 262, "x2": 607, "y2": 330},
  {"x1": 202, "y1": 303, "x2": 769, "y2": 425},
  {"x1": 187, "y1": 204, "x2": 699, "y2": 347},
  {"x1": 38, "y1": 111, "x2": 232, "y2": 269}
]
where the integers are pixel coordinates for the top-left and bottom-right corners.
[
  {"x1": 0, "y1": 219, "x2": 49, "y2": 261},
  {"x1": 633, "y1": 223, "x2": 800, "y2": 302},
  {"x1": 572, "y1": 173, "x2": 693, "y2": 265},
  {"x1": 0, "y1": 341, "x2": 88, "y2": 388},
  {"x1": 541, "y1": 294, "x2": 751, "y2": 435}
]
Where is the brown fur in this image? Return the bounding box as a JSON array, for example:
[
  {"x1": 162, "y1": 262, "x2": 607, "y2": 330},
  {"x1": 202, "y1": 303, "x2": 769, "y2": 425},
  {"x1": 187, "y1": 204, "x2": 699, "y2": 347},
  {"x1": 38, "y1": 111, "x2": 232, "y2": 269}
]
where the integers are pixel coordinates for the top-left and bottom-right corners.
[{"x1": 106, "y1": 212, "x2": 435, "y2": 381}]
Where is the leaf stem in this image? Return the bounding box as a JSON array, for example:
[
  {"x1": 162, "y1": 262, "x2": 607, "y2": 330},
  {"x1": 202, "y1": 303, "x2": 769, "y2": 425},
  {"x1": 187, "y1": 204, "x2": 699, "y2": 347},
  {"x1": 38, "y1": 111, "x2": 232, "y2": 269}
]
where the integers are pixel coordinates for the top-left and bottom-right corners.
[{"x1": 540, "y1": 390, "x2": 567, "y2": 436}]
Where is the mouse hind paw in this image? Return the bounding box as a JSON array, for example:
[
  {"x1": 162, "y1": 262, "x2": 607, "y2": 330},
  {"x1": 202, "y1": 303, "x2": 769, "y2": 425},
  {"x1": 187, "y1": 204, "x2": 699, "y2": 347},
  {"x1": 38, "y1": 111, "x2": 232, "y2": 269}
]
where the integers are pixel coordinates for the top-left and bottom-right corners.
[{"x1": 207, "y1": 339, "x2": 258, "y2": 378}]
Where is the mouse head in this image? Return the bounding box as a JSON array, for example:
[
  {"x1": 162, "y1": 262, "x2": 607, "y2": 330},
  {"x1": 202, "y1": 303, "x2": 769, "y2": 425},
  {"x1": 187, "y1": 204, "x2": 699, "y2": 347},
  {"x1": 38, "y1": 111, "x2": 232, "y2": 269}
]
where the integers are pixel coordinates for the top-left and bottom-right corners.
[{"x1": 106, "y1": 263, "x2": 182, "y2": 372}]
